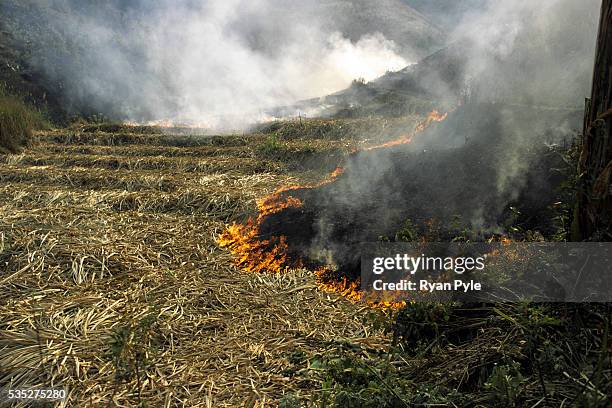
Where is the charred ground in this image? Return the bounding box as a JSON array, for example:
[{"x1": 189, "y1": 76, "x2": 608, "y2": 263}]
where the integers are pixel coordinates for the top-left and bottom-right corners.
[
  {"x1": 0, "y1": 106, "x2": 609, "y2": 407},
  {"x1": 0, "y1": 1, "x2": 609, "y2": 406},
  {"x1": 250, "y1": 103, "x2": 583, "y2": 279}
]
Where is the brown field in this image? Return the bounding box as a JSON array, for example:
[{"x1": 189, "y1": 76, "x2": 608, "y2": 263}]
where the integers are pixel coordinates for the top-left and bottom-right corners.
[{"x1": 0, "y1": 125, "x2": 405, "y2": 407}]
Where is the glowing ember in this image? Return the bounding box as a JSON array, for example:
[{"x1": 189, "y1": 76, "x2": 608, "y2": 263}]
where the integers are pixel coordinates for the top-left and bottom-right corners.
[
  {"x1": 314, "y1": 268, "x2": 364, "y2": 303},
  {"x1": 329, "y1": 166, "x2": 345, "y2": 179},
  {"x1": 218, "y1": 110, "x2": 449, "y2": 307}
]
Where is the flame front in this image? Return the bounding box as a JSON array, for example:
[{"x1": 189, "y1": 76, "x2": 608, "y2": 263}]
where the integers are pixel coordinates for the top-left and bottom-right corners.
[
  {"x1": 217, "y1": 168, "x2": 346, "y2": 274},
  {"x1": 314, "y1": 268, "x2": 407, "y2": 309},
  {"x1": 364, "y1": 110, "x2": 448, "y2": 151},
  {"x1": 218, "y1": 110, "x2": 449, "y2": 307},
  {"x1": 218, "y1": 192, "x2": 304, "y2": 274}
]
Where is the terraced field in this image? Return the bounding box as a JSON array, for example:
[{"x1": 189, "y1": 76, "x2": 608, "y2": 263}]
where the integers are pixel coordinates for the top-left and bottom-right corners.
[{"x1": 0, "y1": 127, "x2": 394, "y2": 407}]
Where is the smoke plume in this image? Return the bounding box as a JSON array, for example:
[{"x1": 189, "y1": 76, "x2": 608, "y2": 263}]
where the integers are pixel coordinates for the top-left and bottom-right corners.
[
  {"x1": 17, "y1": 0, "x2": 420, "y2": 129},
  {"x1": 452, "y1": 0, "x2": 599, "y2": 106},
  {"x1": 277, "y1": 0, "x2": 604, "y2": 265}
]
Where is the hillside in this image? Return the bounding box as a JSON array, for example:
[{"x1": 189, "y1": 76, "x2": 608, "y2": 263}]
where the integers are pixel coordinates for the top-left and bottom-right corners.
[
  {"x1": 274, "y1": 43, "x2": 470, "y2": 119},
  {"x1": 0, "y1": 16, "x2": 65, "y2": 121},
  {"x1": 1, "y1": 1, "x2": 610, "y2": 406},
  {"x1": 287, "y1": 0, "x2": 599, "y2": 120}
]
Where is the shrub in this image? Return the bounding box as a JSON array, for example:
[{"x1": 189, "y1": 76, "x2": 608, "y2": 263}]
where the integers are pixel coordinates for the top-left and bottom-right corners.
[{"x1": 0, "y1": 93, "x2": 47, "y2": 153}]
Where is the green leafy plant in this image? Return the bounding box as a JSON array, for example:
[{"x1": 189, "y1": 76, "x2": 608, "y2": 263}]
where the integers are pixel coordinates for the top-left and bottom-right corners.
[
  {"x1": 485, "y1": 361, "x2": 526, "y2": 406},
  {"x1": 257, "y1": 133, "x2": 283, "y2": 156},
  {"x1": 279, "y1": 393, "x2": 303, "y2": 408},
  {"x1": 395, "y1": 218, "x2": 419, "y2": 242}
]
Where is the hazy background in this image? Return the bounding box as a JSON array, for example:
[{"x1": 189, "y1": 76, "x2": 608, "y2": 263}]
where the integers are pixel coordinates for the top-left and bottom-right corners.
[
  {"x1": 282, "y1": 0, "x2": 604, "y2": 254},
  {"x1": 452, "y1": 0, "x2": 600, "y2": 107},
  {"x1": 0, "y1": 0, "x2": 602, "y2": 128},
  {"x1": 0, "y1": 0, "x2": 446, "y2": 127}
]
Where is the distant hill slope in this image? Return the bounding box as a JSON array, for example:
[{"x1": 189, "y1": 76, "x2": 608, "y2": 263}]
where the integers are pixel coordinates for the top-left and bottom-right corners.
[
  {"x1": 273, "y1": 44, "x2": 468, "y2": 119},
  {"x1": 0, "y1": 1, "x2": 126, "y2": 123},
  {"x1": 0, "y1": 14, "x2": 66, "y2": 122},
  {"x1": 286, "y1": 0, "x2": 599, "y2": 120},
  {"x1": 232, "y1": 0, "x2": 447, "y2": 60}
]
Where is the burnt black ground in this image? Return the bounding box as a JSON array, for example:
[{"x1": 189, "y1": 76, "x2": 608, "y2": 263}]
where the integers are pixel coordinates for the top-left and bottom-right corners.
[{"x1": 259, "y1": 103, "x2": 582, "y2": 277}]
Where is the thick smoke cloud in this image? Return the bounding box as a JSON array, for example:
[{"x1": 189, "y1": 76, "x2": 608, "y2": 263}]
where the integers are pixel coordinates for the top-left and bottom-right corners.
[
  {"x1": 453, "y1": 0, "x2": 600, "y2": 107},
  {"x1": 447, "y1": 0, "x2": 600, "y2": 222},
  {"x1": 28, "y1": 0, "x2": 411, "y2": 129},
  {"x1": 296, "y1": 0, "x2": 603, "y2": 260}
]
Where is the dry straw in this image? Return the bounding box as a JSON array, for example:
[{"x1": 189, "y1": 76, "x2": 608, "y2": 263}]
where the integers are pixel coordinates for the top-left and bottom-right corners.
[{"x1": 0, "y1": 129, "x2": 389, "y2": 406}]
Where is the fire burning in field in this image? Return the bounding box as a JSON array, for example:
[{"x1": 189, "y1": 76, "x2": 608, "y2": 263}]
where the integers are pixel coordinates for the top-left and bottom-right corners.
[
  {"x1": 218, "y1": 110, "x2": 449, "y2": 307},
  {"x1": 363, "y1": 110, "x2": 448, "y2": 151},
  {"x1": 217, "y1": 192, "x2": 304, "y2": 273},
  {"x1": 314, "y1": 268, "x2": 407, "y2": 309}
]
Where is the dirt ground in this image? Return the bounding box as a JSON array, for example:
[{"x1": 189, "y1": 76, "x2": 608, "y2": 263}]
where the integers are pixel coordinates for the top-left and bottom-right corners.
[{"x1": 0, "y1": 128, "x2": 392, "y2": 407}]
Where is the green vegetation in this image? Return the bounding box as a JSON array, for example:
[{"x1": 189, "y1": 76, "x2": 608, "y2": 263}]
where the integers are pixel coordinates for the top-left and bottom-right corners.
[
  {"x1": 253, "y1": 116, "x2": 428, "y2": 171},
  {"x1": 285, "y1": 138, "x2": 610, "y2": 407},
  {"x1": 376, "y1": 139, "x2": 582, "y2": 245},
  {"x1": 293, "y1": 303, "x2": 611, "y2": 407},
  {"x1": 257, "y1": 133, "x2": 283, "y2": 154},
  {"x1": 0, "y1": 103, "x2": 607, "y2": 406},
  {"x1": 255, "y1": 134, "x2": 347, "y2": 172},
  {"x1": 394, "y1": 218, "x2": 419, "y2": 242},
  {"x1": 0, "y1": 89, "x2": 47, "y2": 153}
]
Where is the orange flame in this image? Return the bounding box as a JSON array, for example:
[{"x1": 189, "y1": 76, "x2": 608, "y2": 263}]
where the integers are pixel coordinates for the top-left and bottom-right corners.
[
  {"x1": 257, "y1": 195, "x2": 303, "y2": 219},
  {"x1": 314, "y1": 268, "x2": 407, "y2": 309},
  {"x1": 218, "y1": 192, "x2": 304, "y2": 274},
  {"x1": 217, "y1": 167, "x2": 347, "y2": 275},
  {"x1": 218, "y1": 110, "x2": 449, "y2": 307},
  {"x1": 363, "y1": 110, "x2": 448, "y2": 151},
  {"x1": 314, "y1": 268, "x2": 364, "y2": 303}
]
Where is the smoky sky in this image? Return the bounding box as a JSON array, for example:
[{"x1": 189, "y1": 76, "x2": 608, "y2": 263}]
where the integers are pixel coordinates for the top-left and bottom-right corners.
[{"x1": 299, "y1": 0, "x2": 603, "y2": 255}]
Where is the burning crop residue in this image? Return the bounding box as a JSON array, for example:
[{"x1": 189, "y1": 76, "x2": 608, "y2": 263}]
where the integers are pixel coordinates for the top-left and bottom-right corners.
[
  {"x1": 218, "y1": 192, "x2": 304, "y2": 273},
  {"x1": 218, "y1": 110, "x2": 449, "y2": 306},
  {"x1": 363, "y1": 110, "x2": 448, "y2": 151},
  {"x1": 217, "y1": 167, "x2": 347, "y2": 274},
  {"x1": 315, "y1": 268, "x2": 407, "y2": 309},
  {"x1": 314, "y1": 267, "x2": 363, "y2": 303}
]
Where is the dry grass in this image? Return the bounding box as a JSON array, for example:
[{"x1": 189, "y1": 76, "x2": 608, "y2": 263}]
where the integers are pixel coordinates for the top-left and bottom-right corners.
[
  {"x1": 0, "y1": 128, "x2": 392, "y2": 406},
  {"x1": 0, "y1": 152, "x2": 282, "y2": 174}
]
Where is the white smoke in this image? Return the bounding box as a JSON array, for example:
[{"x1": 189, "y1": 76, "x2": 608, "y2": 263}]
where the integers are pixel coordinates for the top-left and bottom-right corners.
[
  {"x1": 35, "y1": 0, "x2": 409, "y2": 129},
  {"x1": 451, "y1": 0, "x2": 599, "y2": 106},
  {"x1": 447, "y1": 0, "x2": 600, "y2": 227}
]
